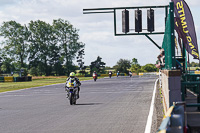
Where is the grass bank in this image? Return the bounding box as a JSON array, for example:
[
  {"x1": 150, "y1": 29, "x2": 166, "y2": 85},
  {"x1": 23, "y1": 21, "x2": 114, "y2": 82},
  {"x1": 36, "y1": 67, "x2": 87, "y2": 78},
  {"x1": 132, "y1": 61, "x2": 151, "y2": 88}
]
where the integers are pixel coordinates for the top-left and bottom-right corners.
[{"x1": 0, "y1": 77, "x2": 94, "y2": 93}]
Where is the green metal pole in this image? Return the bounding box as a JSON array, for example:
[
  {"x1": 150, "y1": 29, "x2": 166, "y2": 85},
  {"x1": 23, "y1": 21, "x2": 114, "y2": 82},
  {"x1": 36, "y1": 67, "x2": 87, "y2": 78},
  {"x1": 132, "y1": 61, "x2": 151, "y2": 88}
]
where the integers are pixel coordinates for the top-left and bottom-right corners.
[{"x1": 169, "y1": 2, "x2": 176, "y2": 70}]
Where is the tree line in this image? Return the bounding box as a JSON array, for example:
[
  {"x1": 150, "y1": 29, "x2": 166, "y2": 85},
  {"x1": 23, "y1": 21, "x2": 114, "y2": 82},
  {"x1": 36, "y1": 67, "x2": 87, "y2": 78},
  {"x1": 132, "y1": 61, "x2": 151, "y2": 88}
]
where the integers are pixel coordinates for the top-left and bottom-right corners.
[
  {"x1": 0, "y1": 19, "x2": 158, "y2": 77},
  {"x1": 90, "y1": 57, "x2": 158, "y2": 75},
  {"x1": 187, "y1": 62, "x2": 200, "y2": 67},
  {"x1": 0, "y1": 19, "x2": 84, "y2": 76},
  {"x1": 113, "y1": 58, "x2": 158, "y2": 74}
]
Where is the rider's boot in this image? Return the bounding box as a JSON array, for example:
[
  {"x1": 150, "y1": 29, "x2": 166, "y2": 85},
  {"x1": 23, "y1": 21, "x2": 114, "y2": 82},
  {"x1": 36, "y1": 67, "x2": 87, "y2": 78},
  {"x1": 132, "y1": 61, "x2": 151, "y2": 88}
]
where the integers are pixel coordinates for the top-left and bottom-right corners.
[
  {"x1": 66, "y1": 93, "x2": 69, "y2": 98},
  {"x1": 77, "y1": 87, "x2": 80, "y2": 99}
]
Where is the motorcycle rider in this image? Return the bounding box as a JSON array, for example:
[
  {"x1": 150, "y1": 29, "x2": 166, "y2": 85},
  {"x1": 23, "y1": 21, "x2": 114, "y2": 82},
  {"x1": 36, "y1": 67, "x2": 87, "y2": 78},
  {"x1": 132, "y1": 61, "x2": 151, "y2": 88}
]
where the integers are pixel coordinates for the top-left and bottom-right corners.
[
  {"x1": 65, "y1": 72, "x2": 81, "y2": 98},
  {"x1": 117, "y1": 71, "x2": 120, "y2": 77},
  {"x1": 109, "y1": 71, "x2": 112, "y2": 78},
  {"x1": 93, "y1": 71, "x2": 97, "y2": 75},
  {"x1": 93, "y1": 71, "x2": 98, "y2": 81},
  {"x1": 129, "y1": 71, "x2": 132, "y2": 77}
]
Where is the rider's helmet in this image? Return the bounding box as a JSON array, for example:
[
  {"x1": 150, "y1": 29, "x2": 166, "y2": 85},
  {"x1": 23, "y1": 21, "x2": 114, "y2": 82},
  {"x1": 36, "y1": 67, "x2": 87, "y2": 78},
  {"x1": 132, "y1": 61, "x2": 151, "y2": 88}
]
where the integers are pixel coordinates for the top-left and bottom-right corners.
[
  {"x1": 94, "y1": 71, "x2": 96, "y2": 73},
  {"x1": 69, "y1": 72, "x2": 75, "y2": 78}
]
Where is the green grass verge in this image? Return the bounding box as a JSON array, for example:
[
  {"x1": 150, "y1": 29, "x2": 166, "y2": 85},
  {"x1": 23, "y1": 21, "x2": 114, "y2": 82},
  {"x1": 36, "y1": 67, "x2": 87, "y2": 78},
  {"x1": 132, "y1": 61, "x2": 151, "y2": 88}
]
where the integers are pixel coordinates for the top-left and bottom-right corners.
[{"x1": 0, "y1": 77, "x2": 95, "y2": 93}]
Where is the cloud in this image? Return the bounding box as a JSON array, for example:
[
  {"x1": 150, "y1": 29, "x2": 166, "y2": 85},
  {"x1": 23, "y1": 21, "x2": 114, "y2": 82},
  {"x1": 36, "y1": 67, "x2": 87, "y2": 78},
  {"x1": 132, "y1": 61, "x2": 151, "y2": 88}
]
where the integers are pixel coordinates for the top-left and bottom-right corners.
[
  {"x1": 82, "y1": 32, "x2": 162, "y2": 66},
  {"x1": 0, "y1": 0, "x2": 199, "y2": 66},
  {"x1": 186, "y1": 0, "x2": 200, "y2": 7},
  {"x1": 0, "y1": 0, "x2": 17, "y2": 7}
]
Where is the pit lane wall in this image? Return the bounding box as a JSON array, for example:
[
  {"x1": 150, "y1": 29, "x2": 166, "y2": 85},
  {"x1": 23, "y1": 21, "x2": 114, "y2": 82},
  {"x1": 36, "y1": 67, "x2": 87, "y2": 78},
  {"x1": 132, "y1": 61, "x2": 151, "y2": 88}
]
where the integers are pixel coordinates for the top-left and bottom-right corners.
[{"x1": 160, "y1": 70, "x2": 182, "y2": 113}]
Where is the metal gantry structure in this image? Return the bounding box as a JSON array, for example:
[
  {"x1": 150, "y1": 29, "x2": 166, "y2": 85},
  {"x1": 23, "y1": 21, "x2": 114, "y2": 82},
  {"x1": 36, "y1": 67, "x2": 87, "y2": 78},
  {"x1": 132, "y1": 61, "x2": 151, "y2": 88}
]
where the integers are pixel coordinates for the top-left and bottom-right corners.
[
  {"x1": 83, "y1": 2, "x2": 178, "y2": 70},
  {"x1": 83, "y1": 5, "x2": 169, "y2": 50}
]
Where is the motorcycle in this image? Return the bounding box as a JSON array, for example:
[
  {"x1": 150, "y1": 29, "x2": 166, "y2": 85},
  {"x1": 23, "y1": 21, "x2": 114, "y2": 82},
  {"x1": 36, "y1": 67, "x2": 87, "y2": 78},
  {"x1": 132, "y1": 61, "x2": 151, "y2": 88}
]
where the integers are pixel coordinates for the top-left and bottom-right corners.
[
  {"x1": 129, "y1": 72, "x2": 132, "y2": 77},
  {"x1": 93, "y1": 73, "x2": 97, "y2": 81},
  {"x1": 117, "y1": 72, "x2": 119, "y2": 77},
  {"x1": 65, "y1": 78, "x2": 79, "y2": 105},
  {"x1": 109, "y1": 72, "x2": 112, "y2": 78}
]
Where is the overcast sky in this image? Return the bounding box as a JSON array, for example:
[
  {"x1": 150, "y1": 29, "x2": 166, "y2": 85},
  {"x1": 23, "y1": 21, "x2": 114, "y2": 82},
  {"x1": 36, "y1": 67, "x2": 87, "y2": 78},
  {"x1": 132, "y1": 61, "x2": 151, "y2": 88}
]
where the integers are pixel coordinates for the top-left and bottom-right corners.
[{"x1": 0, "y1": 0, "x2": 199, "y2": 67}]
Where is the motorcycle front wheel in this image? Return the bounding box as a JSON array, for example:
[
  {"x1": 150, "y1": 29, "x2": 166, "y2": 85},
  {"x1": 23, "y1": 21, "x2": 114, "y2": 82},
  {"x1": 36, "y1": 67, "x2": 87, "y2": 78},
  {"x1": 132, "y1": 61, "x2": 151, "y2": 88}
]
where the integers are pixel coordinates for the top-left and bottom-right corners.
[{"x1": 69, "y1": 93, "x2": 74, "y2": 105}]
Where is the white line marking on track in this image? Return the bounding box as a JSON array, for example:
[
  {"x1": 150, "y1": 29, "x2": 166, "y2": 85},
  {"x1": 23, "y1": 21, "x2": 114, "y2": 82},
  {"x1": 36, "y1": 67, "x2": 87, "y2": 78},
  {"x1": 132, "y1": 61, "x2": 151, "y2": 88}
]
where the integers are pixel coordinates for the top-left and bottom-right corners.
[{"x1": 144, "y1": 78, "x2": 158, "y2": 133}]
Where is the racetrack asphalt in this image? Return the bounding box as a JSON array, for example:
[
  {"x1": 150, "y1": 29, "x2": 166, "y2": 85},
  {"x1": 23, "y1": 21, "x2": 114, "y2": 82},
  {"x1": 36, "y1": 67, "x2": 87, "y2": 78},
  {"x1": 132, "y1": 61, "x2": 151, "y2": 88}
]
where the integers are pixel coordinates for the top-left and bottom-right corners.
[{"x1": 0, "y1": 75, "x2": 157, "y2": 133}]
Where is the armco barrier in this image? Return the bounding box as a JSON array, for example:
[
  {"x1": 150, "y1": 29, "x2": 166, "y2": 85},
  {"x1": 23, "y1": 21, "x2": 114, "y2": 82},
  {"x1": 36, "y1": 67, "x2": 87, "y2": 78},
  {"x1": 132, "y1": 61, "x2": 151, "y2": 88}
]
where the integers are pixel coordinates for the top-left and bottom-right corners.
[
  {"x1": 85, "y1": 74, "x2": 92, "y2": 77},
  {"x1": 0, "y1": 77, "x2": 4, "y2": 82},
  {"x1": 100, "y1": 74, "x2": 117, "y2": 77},
  {"x1": 194, "y1": 71, "x2": 200, "y2": 74},
  {"x1": 139, "y1": 72, "x2": 158, "y2": 76},
  {"x1": 0, "y1": 76, "x2": 31, "y2": 82},
  {"x1": 139, "y1": 73, "x2": 144, "y2": 76},
  {"x1": 77, "y1": 75, "x2": 85, "y2": 77},
  {"x1": 4, "y1": 77, "x2": 14, "y2": 82},
  {"x1": 19, "y1": 77, "x2": 25, "y2": 82},
  {"x1": 100, "y1": 74, "x2": 109, "y2": 77},
  {"x1": 25, "y1": 76, "x2": 28, "y2": 81},
  {"x1": 27, "y1": 76, "x2": 32, "y2": 81},
  {"x1": 157, "y1": 102, "x2": 186, "y2": 133},
  {"x1": 14, "y1": 77, "x2": 20, "y2": 82}
]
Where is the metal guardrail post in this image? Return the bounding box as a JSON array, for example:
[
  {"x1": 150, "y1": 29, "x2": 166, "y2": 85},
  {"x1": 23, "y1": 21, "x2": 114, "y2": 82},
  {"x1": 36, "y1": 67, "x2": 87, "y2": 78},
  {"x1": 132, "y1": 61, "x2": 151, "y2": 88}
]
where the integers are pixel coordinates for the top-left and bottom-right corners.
[{"x1": 169, "y1": 2, "x2": 176, "y2": 70}]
